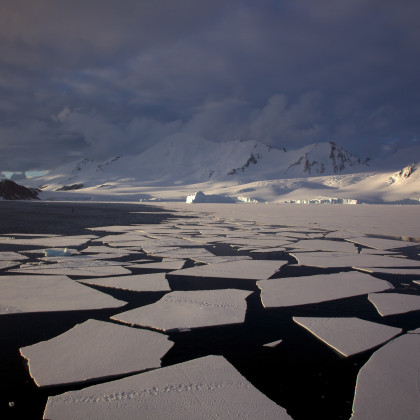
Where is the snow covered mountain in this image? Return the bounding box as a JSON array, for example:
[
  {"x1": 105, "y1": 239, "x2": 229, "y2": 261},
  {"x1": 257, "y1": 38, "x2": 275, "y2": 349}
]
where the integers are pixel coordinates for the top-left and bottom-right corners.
[{"x1": 24, "y1": 137, "x2": 419, "y2": 204}]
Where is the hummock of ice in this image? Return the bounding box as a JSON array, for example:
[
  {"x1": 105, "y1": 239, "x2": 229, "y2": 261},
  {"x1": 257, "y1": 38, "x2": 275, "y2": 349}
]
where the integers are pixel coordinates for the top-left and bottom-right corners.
[
  {"x1": 293, "y1": 317, "x2": 402, "y2": 357},
  {"x1": 351, "y1": 334, "x2": 420, "y2": 419},
  {"x1": 20, "y1": 319, "x2": 173, "y2": 387},
  {"x1": 258, "y1": 271, "x2": 393, "y2": 308},
  {"x1": 169, "y1": 260, "x2": 286, "y2": 281},
  {"x1": 79, "y1": 272, "x2": 170, "y2": 293},
  {"x1": 44, "y1": 355, "x2": 291, "y2": 420},
  {"x1": 111, "y1": 289, "x2": 252, "y2": 331},
  {"x1": 368, "y1": 292, "x2": 420, "y2": 316},
  {"x1": 186, "y1": 191, "x2": 236, "y2": 203},
  {"x1": 0, "y1": 275, "x2": 126, "y2": 314}
]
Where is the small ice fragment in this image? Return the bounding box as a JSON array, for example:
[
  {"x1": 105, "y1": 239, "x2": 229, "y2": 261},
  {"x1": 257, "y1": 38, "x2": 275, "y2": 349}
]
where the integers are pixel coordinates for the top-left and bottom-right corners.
[
  {"x1": 44, "y1": 248, "x2": 72, "y2": 257},
  {"x1": 263, "y1": 339, "x2": 282, "y2": 348}
]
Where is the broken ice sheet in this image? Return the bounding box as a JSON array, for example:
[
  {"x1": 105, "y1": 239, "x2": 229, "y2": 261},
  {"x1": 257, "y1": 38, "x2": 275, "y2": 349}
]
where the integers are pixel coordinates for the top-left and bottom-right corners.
[
  {"x1": 20, "y1": 319, "x2": 173, "y2": 387},
  {"x1": 345, "y1": 236, "x2": 418, "y2": 250},
  {"x1": 111, "y1": 289, "x2": 252, "y2": 331},
  {"x1": 0, "y1": 275, "x2": 126, "y2": 314},
  {"x1": 291, "y1": 239, "x2": 358, "y2": 253},
  {"x1": 291, "y1": 252, "x2": 420, "y2": 268},
  {"x1": 169, "y1": 260, "x2": 287, "y2": 281},
  {"x1": 355, "y1": 267, "x2": 420, "y2": 276},
  {"x1": 258, "y1": 271, "x2": 393, "y2": 308},
  {"x1": 44, "y1": 355, "x2": 292, "y2": 420},
  {"x1": 9, "y1": 258, "x2": 132, "y2": 277},
  {"x1": 0, "y1": 251, "x2": 28, "y2": 261},
  {"x1": 0, "y1": 234, "x2": 97, "y2": 247},
  {"x1": 126, "y1": 258, "x2": 186, "y2": 271},
  {"x1": 368, "y1": 292, "x2": 420, "y2": 316},
  {"x1": 293, "y1": 317, "x2": 402, "y2": 357},
  {"x1": 79, "y1": 272, "x2": 170, "y2": 292},
  {"x1": 351, "y1": 333, "x2": 420, "y2": 420}
]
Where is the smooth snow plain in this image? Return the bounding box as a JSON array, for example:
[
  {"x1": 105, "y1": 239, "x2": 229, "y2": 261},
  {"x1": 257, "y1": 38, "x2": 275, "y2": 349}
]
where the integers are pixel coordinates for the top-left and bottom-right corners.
[{"x1": 1, "y1": 202, "x2": 420, "y2": 420}]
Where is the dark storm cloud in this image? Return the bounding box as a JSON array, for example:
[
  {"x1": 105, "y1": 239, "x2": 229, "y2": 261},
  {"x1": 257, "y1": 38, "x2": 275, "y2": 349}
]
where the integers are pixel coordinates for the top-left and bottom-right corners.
[{"x1": 0, "y1": 0, "x2": 419, "y2": 171}]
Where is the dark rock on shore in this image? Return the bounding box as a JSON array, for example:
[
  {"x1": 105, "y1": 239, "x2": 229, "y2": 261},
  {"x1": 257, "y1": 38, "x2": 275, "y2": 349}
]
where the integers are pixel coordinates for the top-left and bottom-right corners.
[{"x1": 0, "y1": 180, "x2": 40, "y2": 200}]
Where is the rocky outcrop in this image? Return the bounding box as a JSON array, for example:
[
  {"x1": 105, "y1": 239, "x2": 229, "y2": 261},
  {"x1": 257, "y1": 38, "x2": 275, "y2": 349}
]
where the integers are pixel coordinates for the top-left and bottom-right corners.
[{"x1": 0, "y1": 180, "x2": 40, "y2": 200}]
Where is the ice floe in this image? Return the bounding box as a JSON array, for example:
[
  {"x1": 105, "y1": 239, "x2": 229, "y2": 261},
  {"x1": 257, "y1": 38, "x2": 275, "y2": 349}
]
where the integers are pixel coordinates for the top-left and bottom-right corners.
[
  {"x1": 258, "y1": 272, "x2": 393, "y2": 308},
  {"x1": 79, "y1": 272, "x2": 170, "y2": 292},
  {"x1": 355, "y1": 267, "x2": 420, "y2": 276},
  {"x1": 169, "y1": 260, "x2": 286, "y2": 281},
  {"x1": 0, "y1": 234, "x2": 97, "y2": 247},
  {"x1": 291, "y1": 252, "x2": 420, "y2": 268},
  {"x1": 292, "y1": 239, "x2": 358, "y2": 253},
  {"x1": 10, "y1": 259, "x2": 132, "y2": 277},
  {"x1": 0, "y1": 275, "x2": 126, "y2": 314},
  {"x1": 126, "y1": 259, "x2": 186, "y2": 271},
  {"x1": 20, "y1": 319, "x2": 173, "y2": 387},
  {"x1": 263, "y1": 339, "x2": 283, "y2": 348},
  {"x1": 345, "y1": 236, "x2": 417, "y2": 250},
  {"x1": 351, "y1": 333, "x2": 420, "y2": 419},
  {"x1": 0, "y1": 251, "x2": 28, "y2": 261},
  {"x1": 293, "y1": 317, "x2": 402, "y2": 357},
  {"x1": 44, "y1": 355, "x2": 291, "y2": 420},
  {"x1": 367, "y1": 292, "x2": 420, "y2": 316},
  {"x1": 111, "y1": 289, "x2": 252, "y2": 331}
]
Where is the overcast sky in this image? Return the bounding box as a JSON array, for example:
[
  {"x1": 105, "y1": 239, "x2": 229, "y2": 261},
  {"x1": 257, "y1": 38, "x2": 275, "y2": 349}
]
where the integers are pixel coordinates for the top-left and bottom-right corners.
[{"x1": 1, "y1": 0, "x2": 419, "y2": 172}]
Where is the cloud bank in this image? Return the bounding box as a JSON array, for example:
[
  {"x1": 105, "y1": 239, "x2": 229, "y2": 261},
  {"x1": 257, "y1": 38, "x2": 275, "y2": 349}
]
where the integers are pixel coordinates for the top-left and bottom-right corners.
[{"x1": 0, "y1": 0, "x2": 419, "y2": 171}]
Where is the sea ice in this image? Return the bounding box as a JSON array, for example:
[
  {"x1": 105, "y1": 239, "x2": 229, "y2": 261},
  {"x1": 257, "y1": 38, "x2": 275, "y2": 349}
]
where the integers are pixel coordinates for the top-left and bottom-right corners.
[
  {"x1": 0, "y1": 275, "x2": 126, "y2": 314},
  {"x1": 43, "y1": 355, "x2": 291, "y2": 419},
  {"x1": 79, "y1": 272, "x2": 170, "y2": 292},
  {"x1": 351, "y1": 334, "x2": 420, "y2": 419},
  {"x1": 0, "y1": 261, "x2": 21, "y2": 270},
  {"x1": 293, "y1": 317, "x2": 402, "y2": 357},
  {"x1": 291, "y1": 252, "x2": 420, "y2": 268},
  {"x1": 0, "y1": 251, "x2": 28, "y2": 261},
  {"x1": 169, "y1": 260, "x2": 287, "y2": 281},
  {"x1": 355, "y1": 267, "x2": 420, "y2": 276},
  {"x1": 126, "y1": 259, "x2": 186, "y2": 271},
  {"x1": 0, "y1": 234, "x2": 97, "y2": 247},
  {"x1": 263, "y1": 339, "x2": 283, "y2": 348},
  {"x1": 10, "y1": 259, "x2": 132, "y2": 277},
  {"x1": 20, "y1": 319, "x2": 173, "y2": 387},
  {"x1": 258, "y1": 272, "x2": 393, "y2": 308},
  {"x1": 345, "y1": 236, "x2": 417, "y2": 250},
  {"x1": 367, "y1": 292, "x2": 420, "y2": 316},
  {"x1": 44, "y1": 248, "x2": 72, "y2": 257},
  {"x1": 111, "y1": 289, "x2": 252, "y2": 331},
  {"x1": 291, "y1": 239, "x2": 358, "y2": 253}
]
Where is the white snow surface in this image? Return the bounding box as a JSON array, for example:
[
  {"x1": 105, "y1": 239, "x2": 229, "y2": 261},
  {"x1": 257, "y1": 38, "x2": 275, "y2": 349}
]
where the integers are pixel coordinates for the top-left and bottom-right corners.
[
  {"x1": 293, "y1": 317, "x2": 402, "y2": 357},
  {"x1": 0, "y1": 275, "x2": 126, "y2": 314},
  {"x1": 43, "y1": 355, "x2": 291, "y2": 420},
  {"x1": 20, "y1": 319, "x2": 173, "y2": 387},
  {"x1": 258, "y1": 272, "x2": 393, "y2": 308},
  {"x1": 24, "y1": 138, "x2": 420, "y2": 204},
  {"x1": 368, "y1": 293, "x2": 420, "y2": 316},
  {"x1": 111, "y1": 289, "x2": 252, "y2": 331},
  {"x1": 351, "y1": 334, "x2": 420, "y2": 420}
]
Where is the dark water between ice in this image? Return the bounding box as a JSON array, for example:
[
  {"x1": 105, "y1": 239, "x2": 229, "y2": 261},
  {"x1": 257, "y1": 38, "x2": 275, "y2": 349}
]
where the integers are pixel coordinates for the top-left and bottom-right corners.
[{"x1": 0, "y1": 201, "x2": 419, "y2": 420}]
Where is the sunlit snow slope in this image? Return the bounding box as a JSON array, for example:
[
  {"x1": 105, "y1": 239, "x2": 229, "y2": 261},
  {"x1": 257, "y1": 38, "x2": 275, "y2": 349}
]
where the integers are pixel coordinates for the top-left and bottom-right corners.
[{"x1": 24, "y1": 137, "x2": 420, "y2": 204}]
